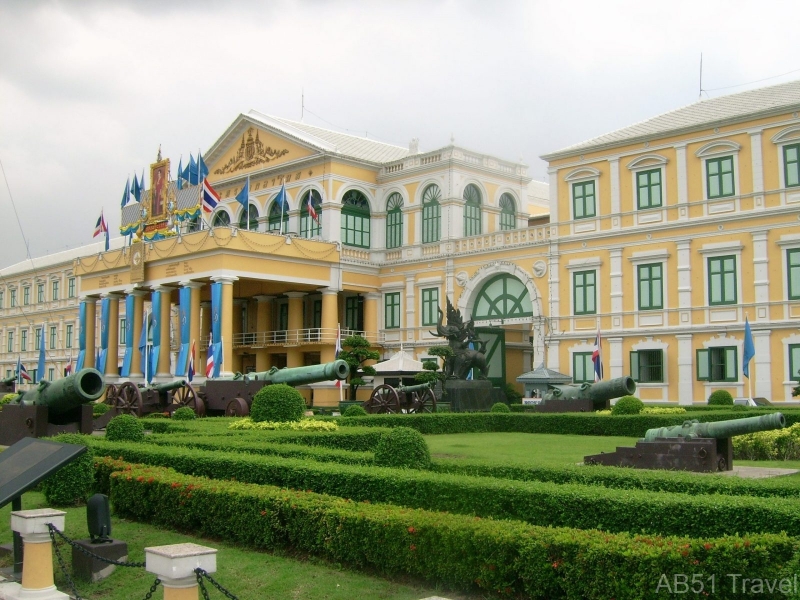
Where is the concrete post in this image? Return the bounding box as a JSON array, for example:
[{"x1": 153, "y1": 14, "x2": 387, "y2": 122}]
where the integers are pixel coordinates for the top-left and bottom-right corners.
[{"x1": 144, "y1": 543, "x2": 217, "y2": 600}]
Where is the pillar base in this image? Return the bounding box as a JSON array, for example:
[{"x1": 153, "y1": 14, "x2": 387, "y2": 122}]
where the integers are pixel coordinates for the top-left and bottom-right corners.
[{"x1": 0, "y1": 582, "x2": 68, "y2": 600}]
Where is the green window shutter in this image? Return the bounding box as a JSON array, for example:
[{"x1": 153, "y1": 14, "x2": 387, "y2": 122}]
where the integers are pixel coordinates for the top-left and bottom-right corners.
[
  {"x1": 696, "y1": 349, "x2": 709, "y2": 381},
  {"x1": 630, "y1": 351, "x2": 639, "y2": 382},
  {"x1": 725, "y1": 347, "x2": 737, "y2": 381}
]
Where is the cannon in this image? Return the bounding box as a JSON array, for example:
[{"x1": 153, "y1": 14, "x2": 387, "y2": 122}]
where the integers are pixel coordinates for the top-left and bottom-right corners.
[
  {"x1": 0, "y1": 374, "x2": 16, "y2": 394},
  {"x1": 0, "y1": 368, "x2": 105, "y2": 445},
  {"x1": 536, "y1": 376, "x2": 637, "y2": 413},
  {"x1": 365, "y1": 381, "x2": 436, "y2": 414},
  {"x1": 585, "y1": 413, "x2": 786, "y2": 472},
  {"x1": 200, "y1": 360, "x2": 350, "y2": 416},
  {"x1": 112, "y1": 379, "x2": 204, "y2": 418}
]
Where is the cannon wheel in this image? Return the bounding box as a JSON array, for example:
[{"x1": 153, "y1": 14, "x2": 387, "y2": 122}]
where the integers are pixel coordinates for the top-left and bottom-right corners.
[
  {"x1": 365, "y1": 384, "x2": 400, "y2": 414},
  {"x1": 410, "y1": 388, "x2": 437, "y2": 414},
  {"x1": 225, "y1": 397, "x2": 250, "y2": 417},
  {"x1": 172, "y1": 383, "x2": 206, "y2": 417},
  {"x1": 103, "y1": 383, "x2": 119, "y2": 406},
  {"x1": 115, "y1": 382, "x2": 144, "y2": 417}
]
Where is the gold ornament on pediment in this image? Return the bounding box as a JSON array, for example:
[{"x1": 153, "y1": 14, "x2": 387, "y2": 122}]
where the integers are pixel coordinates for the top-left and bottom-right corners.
[{"x1": 214, "y1": 127, "x2": 290, "y2": 175}]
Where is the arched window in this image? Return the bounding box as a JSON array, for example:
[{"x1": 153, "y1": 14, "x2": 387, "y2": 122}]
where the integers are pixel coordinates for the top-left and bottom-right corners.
[
  {"x1": 212, "y1": 211, "x2": 230, "y2": 227},
  {"x1": 473, "y1": 274, "x2": 533, "y2": 320},
  {"x1": 300, "y1": 189, "x2": 322, "y2": 238},
  {"x1": 268, "y1": 196, "x2": 289, "y2": 233},
  {"x1": 238, "y1": 204, "x2": 259, "y2": 230},
  {"x1": 499, "y1": 193, "x2": 516, "y2": 230},
  {"x1": 463, "y1": 184, "x2": 482, "y2": 237},
  {"x1": 341, "y1": 190, "x2": 370, "y2": 248},
  {"x1": 421, "y1": 184, "x2": 441, "y2": 244},
  {"x1": 385, "y1": 192, "x2": 403, "y2": 249}
]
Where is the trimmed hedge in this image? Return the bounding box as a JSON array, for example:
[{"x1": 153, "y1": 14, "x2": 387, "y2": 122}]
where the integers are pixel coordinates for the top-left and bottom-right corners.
[
  {"x1": 105, "y1": 414, "x2": 145, "y2": 442},
  {"x1": 99, "y1": 459, "x2": 799, "y2": 600},
  {"x1": 86, "y1": 439, "x2": 800, "y2": 538},
  {"x1": 166, "y1": 427, "x2": 386, "y2": 452},
  {"x1": 43, "y1": 433, "x2": 94, "y2": 506}
]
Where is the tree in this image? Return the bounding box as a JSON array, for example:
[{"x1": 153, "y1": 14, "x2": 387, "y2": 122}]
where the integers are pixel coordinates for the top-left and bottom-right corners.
[
  {"x1": 414, "y1": 345, "x2": 452, "y2": 398},
  {"x1": 338, "y1": 335, "x2": 380, "y2": 400}
]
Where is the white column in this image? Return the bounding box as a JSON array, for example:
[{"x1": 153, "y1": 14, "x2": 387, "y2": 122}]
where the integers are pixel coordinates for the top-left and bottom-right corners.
[
  {"x1": 751, "y1": 230, "x2": 769, "y2": 321},
  {"x1": 5, "y1": 509, "x2": 69, "y2": 600},
  {"x1": 675, "y1": 143, "x2": 689, "y2": 221},
  {"x1": 609, "y1": 248, "x2": 623, "y2": 329},
  {"x1": 405, "y1": 275, "x2": 416, "y2": 341},
  {"x1": 749, "y1": 129, "x2": 764, "y2": 204},
  {"x1": 547, "y1": 167, "x2": 559, "y2": 222},
  {"x1": 607, "y1": 336, "x2": 623, "y2": 379},
  {"x1": 547, "y1": 338, "x2": 560, "y2": 372},
  {"x1": 676, "y1": 333, "x2": 694, "y2": 405},
  {"x1": 609, "y1": 158, "x2": 620, "y2": 230},
  {"x1": 548, "y1": 248, "x2": 560, "y2": 333},
  {"x1": 676, "y1": 239, "x2": 692, "y2": 326},
  {"x1": 321, "y1": 201, "x2": 341, "y2": 243},
  {"x1": 752, "y1": 329, "x2": 772, "y2": 400},
  {"x1": 145, "y1": 543, "x2": 217, "y2": 600}
]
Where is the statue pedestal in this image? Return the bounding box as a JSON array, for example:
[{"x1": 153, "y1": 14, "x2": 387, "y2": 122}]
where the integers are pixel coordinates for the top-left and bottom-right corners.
[{"x1": 443, "y1": 380, "x2": 504, "y2": 412}]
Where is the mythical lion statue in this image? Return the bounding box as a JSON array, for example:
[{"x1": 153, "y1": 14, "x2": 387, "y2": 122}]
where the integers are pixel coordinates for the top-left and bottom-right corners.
[{"x1": 431, "y1": 297, "x2": 488, "y2": 380}]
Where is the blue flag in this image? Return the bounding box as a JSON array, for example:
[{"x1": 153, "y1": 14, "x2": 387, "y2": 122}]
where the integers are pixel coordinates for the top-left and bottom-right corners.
[
  {"x1": 121, "y1": 177, "x2": 130, "y2": 208},
  {"x1": 37, "y1": 325, "x2": 46, "y2": 380},
  {"x1": 131, "y1": 172, "x2": 142, "y2": 203},
  {"x1": 743, "y1": 317, "x2": 755, "y2": 379},
  {"x1": 76, "y1": 301, "x2": 87, "y2": 371},
  {"x1": 183, "y1": 154, "x2": 198, "y2": 185},
  {"x1": 275, "y1": 182, "x2": 287, "y2": 233},
  {"x1": 235, "y1": 176, "x2": 250, "y2": 212},
  {"x1": 198, "y1": 151, "x2": 209, "y2": 181},
  {"x1": 139, "y1": 170, "x2": 145, "y2": 198},
  {"x1": 177, "y1": 157, "x2": 184, "y2": 190}
]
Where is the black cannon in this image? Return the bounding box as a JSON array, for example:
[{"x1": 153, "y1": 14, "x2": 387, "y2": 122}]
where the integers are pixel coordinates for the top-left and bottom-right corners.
[
  {"x1": 365, "y1": 381, "x2": 436, "y2": 414},
  {"x1": 0, "y1": 374, "x2": 16, "y2": 395},
  {"x1": 0, "y1": 368, "x2": 105, "y2": 445},
  {"x1": 110, "y1": 379, "x2": 203, "y2": 417},
  {"x1": 536, "y1": 377, "x2": 637, "y2": 412}
]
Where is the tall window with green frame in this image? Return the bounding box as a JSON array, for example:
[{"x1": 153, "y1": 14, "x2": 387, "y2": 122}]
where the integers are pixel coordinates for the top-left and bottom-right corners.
[
  {"x1": 34, "y1": 328, "x2": 41, "y2": 350},
  {"x1": 499, "y1": 193, "x2": 516, "y2": 230},
  {"x1": 572, "y1": 180, "x2": 596, "y2": 219},
  {"x1": 573, "y1": 270, "x2": 596, "y2": 315},
  {"x1": 697, "y1": 346, "x2": 737, "y2": 382},
  {"x1": 788, "y1": 249, "x2": 800, "y2": 301},
  {"x1": 267, "y1": 199, "x2": 288, "y2": 232},
  {"x1": 37, "y1": 283, "x2": 44, "y2": 303},
  {"x1": 385, "y1": 192, "x2": 403, "y2": 249},
  {"x1": 630, "y1": 349, "x2": 664, "y2": 383},
  {"x1": 49, "y1": 326, "x2": 57, "y2": 349},
  {"x1": 20, "y1": 330, "x2": 27, "y2": 352},
  {"x1": 212, "y1": 211, "x2": 230, "y2": 227},
  {"x1": 463, "y1": 184, "x2": 482, "y2": 237},
  {"x1": 789, "y1": 344, "x2": 800, "y2": 381},
  {"x1": 637, "y1": 263, "x2": 663, "y2": 310},
  {"x1": 299, "y1": 190, "x2": 322, "y2": 238},
  {"x1": 636, "y1": 169, "x2": 662, "y2": 209},
  {"x1": 421, "y1": 288, "x2": 439, "y2": 326},
  {"x1": 238, "y1": 204, "x2": 259, "y2": 231},
  {"x1": 573, "y1": 352, "x2": 594, "y2": 383},
  {"x1": 708, "y1": 255, "x2": 737, "y2": 305},
  {"x1": 384, "y1": 292, "x2": 400, "y2": 329},
  {"x1": 706, "y1": 156, "x2": 735, "y2": 199},
  {"x1": 345, "y1": 296, "x2": 363, "y2": 331},
  {"x1": 784, "y1": 143, "x2": 800, "y2": 188},
  {"x1": 277, "y1": 303, "x2": 288, "y2": 332},
  {"x1": 341, "y1": 190, "x2": 371, "y2": 248},
  {"x1": 421, "y1": 184, "x2": 441, "y2": 244}
]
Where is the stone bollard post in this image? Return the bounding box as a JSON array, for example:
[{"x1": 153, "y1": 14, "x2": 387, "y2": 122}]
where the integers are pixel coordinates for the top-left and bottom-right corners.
[
  {"x1": 0, "y1": 508, "x2": 69, "y2": 600},
  {"x1": 145, "y1": 543, "x2": 217, "y2": 600}
]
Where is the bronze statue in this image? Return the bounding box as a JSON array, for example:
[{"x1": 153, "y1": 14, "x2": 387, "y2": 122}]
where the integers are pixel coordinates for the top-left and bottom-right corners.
[{"x1": 432, "y1": 297, "x2": 488, "y2": 380}]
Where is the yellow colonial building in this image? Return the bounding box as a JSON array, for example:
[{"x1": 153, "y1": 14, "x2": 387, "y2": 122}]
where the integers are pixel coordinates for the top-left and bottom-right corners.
[{"x1": 2, "y1": 80, "x2": 800, "y2": 406}]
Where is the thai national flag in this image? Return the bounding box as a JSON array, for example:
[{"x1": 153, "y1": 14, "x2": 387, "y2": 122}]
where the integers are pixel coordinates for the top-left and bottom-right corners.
[
  {"x1": 201, "y1": 178, "x2": 220, "y2": 213},
  {"x1": 93, "y1": 211, "x2": 108, "y2": 237},
  {"x1": 205, "y1": 340, "x2": 215, "y2": 378},
  {"x1": 65, "y1": 356, "x2": 73, "y2": 376},
  {"x1": 17, "y1": 357, "x2": 32, "y2": 382},
  {"x1": 592, "y1": 327, "x2": 603, "y2": 382},
  {"x1": 307, "y1": 193, "x2": 319, "y2": 223},
  {"x1": 187, "y1": 340, "x2": 195, "y2": 382}
]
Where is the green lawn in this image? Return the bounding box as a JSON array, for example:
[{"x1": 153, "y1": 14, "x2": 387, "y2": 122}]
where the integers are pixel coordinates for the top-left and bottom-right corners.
[{"x1": 0, "y1": 491, "x2": 478, "y2": 600}]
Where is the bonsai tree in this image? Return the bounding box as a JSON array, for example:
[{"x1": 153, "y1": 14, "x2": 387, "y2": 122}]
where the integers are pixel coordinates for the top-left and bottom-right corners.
[
  {"x1": 414, "y1": 346, "x2": 452, "y2": 397},
  {"x1": 338, "y1": 335, "x2": 380, "y2": 400}
]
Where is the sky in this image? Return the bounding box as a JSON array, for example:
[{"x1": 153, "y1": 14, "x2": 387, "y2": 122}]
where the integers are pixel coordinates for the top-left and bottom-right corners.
[{"x1": 1, "y1": 0, "x2": 799, "y2": 269}]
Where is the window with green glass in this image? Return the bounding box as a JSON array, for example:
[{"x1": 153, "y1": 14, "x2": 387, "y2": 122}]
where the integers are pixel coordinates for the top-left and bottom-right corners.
[
  {"x1": 311, "y1": 299, "x2": 322, "y2": 329},
  {"x1": 473, "y1": 274, "x2": 533, "y2": 320},
  {"x1": 49, "y1": 326, "x2": 57, "y2": 349},
  {"x1": 239, "y1": 204, "x2": 259, "y2": 231},
  {"x1": 212, "y1": 211, "x2": 230, "y2": 227},
  {"x1": 788, "y1": 249, "x2": 800, "y2": 300},
  {"x1": 68, "y1": 278, "x2": 76, "y2": 298},
  {"x1": 23, "y1": 287, "x2": 30, "y2": 306},
  {"x1": 7, "y1": 331, "x2": 13, "y2": 353},
  {"x1": 30, "y1": 369, "x2": 37, "y2": 384},
  {"x1": 789, "y1": 344, "x2": 800, "y2": 381},
  {"x1": 20, "y1": 329, "x2": 27, "y2": 352},
  {"x1": 37, "y1": 283, "x2": 44, "y2": 303},
  {"x1": 341, "y1": 190, "x2": 371, "y2": 248},
  {"x1": 52, "y1": 280, "x2": 59, "y2": 301},
  {"x1": 706, "y1": 156, "x2": 735, "y2": 199},
  {"x1": 784, "y1": 143, "x2": 800, "y2": 188},
  {"x1": 10, "y1": 289, "x2": 16, "y2": 307},
  {"x1": 384, "y1": 292, "x2": 400, "y2": 329},
  {"x1": 300, "y1": 190, "x2": 322, "y2": 238},
  {"x1": 636, "y1": 169, "x2": 662, "y2": 209},
  {"x1": 422, "y1": 184, "x2": 441, "y2": 243},
  {"x1": 708, "y1": 255, "x2": 737, "y2": 305},
  {"x1": 34, "y1": 328, "x2": 40, "y2": 351},
  {"x1": 277, "y1": 303, "x2": 288, "y2": 331},
  {"x1": 463, "y1": 184, "x2": 482, "y2": 237},
  {"x1": 48, "y1": 368, "x2": 54, "y2": 381},
  {"x1": 268, "y1": 197, "x2": 289, "y2": 232},
  {"x1": 421, "y1": 288, "x2": 439, "y2": 326},
  {"x1": 499, "y1": 193, "x2": 516, "y2": 230},
  {"x1": 572, "y1": 181, "x2": 596, "y2": 219},
  {"x1": 66, "y1": 324, "x2": 73, "y2": 348},
  {"x1": 696, "y1": 346, "x2": 737, "y2": 382},
  {"x1": 630, "y1": 349, "x2": 663, "y2": 383},
  {"x1": 573, "y1": 352, "x2": 594, "y2": 383},
  {"x1": 385, "y1": 192, "x2": 403, "y2": 249},
  {"x1": 573, "y1": 270, "x2": 596, "y2": 315},
  {"x1": 119, "y1": 319, "x2": 127, "y2": 344},
  {"x1": 0, "y1": 291, "x2": 4, "y2": 308},
  {"x1": 345, "y1": 296, "x2": 362, "y2": 331},
  {"x1": 637, "y1": 263, "x2": 663, "y2": 310}
]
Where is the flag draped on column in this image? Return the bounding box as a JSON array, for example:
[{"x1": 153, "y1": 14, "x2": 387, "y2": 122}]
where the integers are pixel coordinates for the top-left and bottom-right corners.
[
  {"x1": 210, "y1": 282, "x2": 222, "y2": 378},
  {"x1": 37, "y1": 325, "x2": 46, "y2": 380},
  {"x1": 151, "y1": 291, "x2": 161, "y2": 380},
  {"x1": 121, "y1": 295, "x2": 135, "y2": 376},
  {"x1": 75, "y1": 301, "x2": 87, "y2": 371},
  {"x1": 97, "y1": 297, "x2": 110, "y2": 373},
  {"x1": 138, "y1": 310, "x2": 151, "y2": 383},
  {"x1": 592, "y1": 327, "x2": 604, "y2": 382},
  {"x1": 175, "y1": 287, "x2": 191, "y2": 376}
]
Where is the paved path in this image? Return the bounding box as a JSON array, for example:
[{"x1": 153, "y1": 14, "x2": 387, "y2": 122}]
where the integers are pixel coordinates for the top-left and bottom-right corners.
[{"x1": 717, "y1": 465, "x2": 799, "y2": 478}]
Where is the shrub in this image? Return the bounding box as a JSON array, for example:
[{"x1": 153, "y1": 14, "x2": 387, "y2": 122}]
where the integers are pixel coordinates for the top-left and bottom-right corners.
[
  {"x1": 501, "y1": 383, "x2": 522, "y2": 404},
  {"x1": 42, "y1": 434, "x2": 94, "y2": 506},
  {"x1": 92, "y1": 402, "x2": 110, "y2": 418},
  {"x1": 708, "y1": 389, "x2": 734, "y2": 406},
  {"x1": 611, "y1": 395, "x2": 643, "y2": 415},
  {"x1": 172, "y1": 406, "x2": 196, "y2": 421},
  {"x1": 1, "y1": 393, "x2": 18, "y2": 410},
  {"x1": 250, "y1": 384, "x2": 305, "y2": 423},
  {"x1": 106, "y1": 414, "x2": 145, "y2": 442},
  {"x1": 374, "y1": 427, "x2": 430, "y2": 469},
  {"x1": 734, "y1": 423, "x2": 800, "y2": 461},
  {"x1": 490, "y1": 402, "x2": 511, "y2": 413},
  {"x1": 640, "y1": 406, "x2": 686, "y2": 415},
  {"x1": 343, "y1": 404, "x2": 368, "y2": 417},
  {"x1": 228, "y1": 418, "x2": 338, "y2": 432}
]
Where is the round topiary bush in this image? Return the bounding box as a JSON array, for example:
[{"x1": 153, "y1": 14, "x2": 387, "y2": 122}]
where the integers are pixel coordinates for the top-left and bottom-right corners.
[
  {"x1": 172, "y1": 406, "x2": 196, "y2": 420},
  {"x1": 708, "y1": 389, "x2": 734, "y2": 406},
  {"x1": 343, "y1": 404, "x2": 368, "y2": 417},
  {"x1": 42, "y1": 434, "x2": 94, "y2": 506},
  {"x1": 92, "y1": 402, "x2": 110, "y2": 418},
  {"x1": 250, "y1": 383, "x2": 306, "y2": 423},
  {"x1": 374, "y1": 427, "x2": 430, "y2": 469},
  {"x1": 611, "y1": 395, "x2": 644, "y2": 415},
  {"x1": 490, "y1": 402, "x2": 511, "y2": 413},
  {"x1": 105, "y1": 414, "x2": 145, "y2": 442}
]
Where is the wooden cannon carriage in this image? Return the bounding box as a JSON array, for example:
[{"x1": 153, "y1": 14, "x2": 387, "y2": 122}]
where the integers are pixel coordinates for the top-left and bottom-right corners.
[
  {"x1": 106, "y1": 379, "x2": 203, "y2": 417},
  {"x1": 364, "y1": 381, "x2": 436, "y2": 414}
]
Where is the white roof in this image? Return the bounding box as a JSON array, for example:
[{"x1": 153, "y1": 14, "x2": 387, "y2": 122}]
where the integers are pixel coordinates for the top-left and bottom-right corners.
[
  {"x1": 1, "y1": 237, "x2": 126, "y2": 278},
  {"x1": 542, "y1": 79, "x2": 800, "y2": 159},
  {"x1": 374, "y1": 349, "x2": 424, "y2": 373}
]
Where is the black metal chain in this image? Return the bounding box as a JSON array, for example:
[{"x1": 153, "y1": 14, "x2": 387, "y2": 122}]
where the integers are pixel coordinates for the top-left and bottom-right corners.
[
  {"x1": 142, "y1": 577, "x2": 162, "y2": 600},
  {"x1": 195, "y1": 567, "x2": 240, "y2": 600},
  {"x1": 49, "y1": 526, "x2": 83, "y2": 600},
  {"x1": 47, "y1": 523, "x2": 145, "y2": 567}
]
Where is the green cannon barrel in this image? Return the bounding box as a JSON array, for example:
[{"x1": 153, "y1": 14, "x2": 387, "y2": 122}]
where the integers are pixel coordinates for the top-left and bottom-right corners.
[
  {"x1": 250, "y1": 360, "x2": 350, "y2": 386},
  {"x1": 0, "y1": 374, "x2": 17, "y2": 385},
  {"x1": 547, "y1": 376, "x2": 636, "y2": 401},
  {"x1": 17, "y1": 368, "x2": 105, "y2": 417},
  {"x1": 644, "y1": 413, "x2": 785, "y2": 442},
  {"x1": 396, "y1": 382, "x2": 432, "y2": 394},
  {"x1": 148, "y1": 379, "x2": 187, "y2": 393}
]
